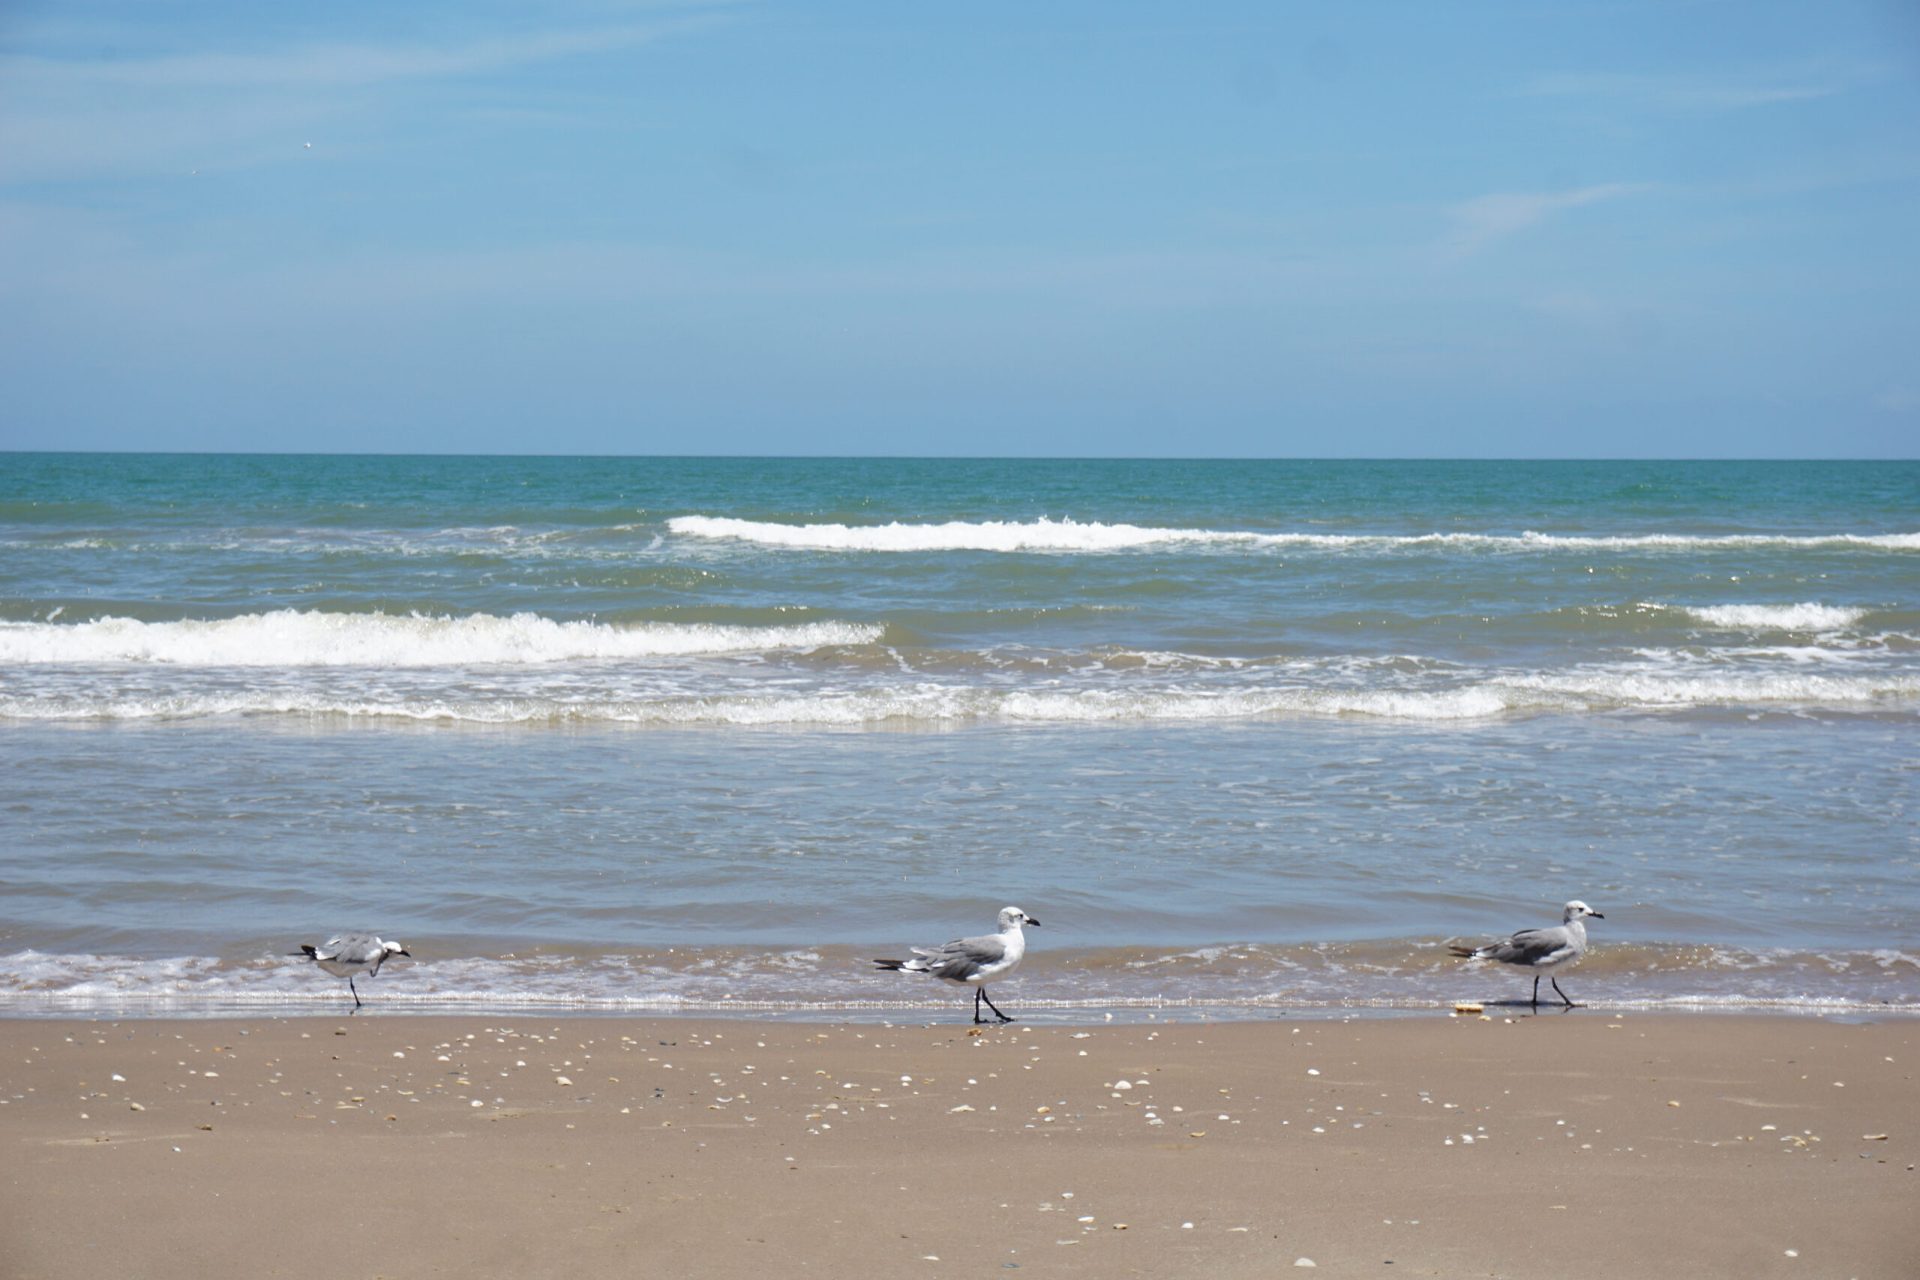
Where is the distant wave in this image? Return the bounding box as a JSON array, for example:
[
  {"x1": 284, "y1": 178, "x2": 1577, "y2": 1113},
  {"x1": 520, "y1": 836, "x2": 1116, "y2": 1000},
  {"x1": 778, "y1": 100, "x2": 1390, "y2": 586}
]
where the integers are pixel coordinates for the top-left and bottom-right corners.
[
  {"x1": 1674, "y1": 603, "x2": 1869, "y2": 631},
  {"x1": 5, "y1": 669, "x2": 1913, "y2": 724},
  {"x1": 669, "y1": 515, "x2": 1219, "y2": 552},
  {"x1": 0, "y1": 610, "x2": 883, "y2": 667},
  {"x1": 669, "y1": 515, "x2": 1920, "y2": 554}
]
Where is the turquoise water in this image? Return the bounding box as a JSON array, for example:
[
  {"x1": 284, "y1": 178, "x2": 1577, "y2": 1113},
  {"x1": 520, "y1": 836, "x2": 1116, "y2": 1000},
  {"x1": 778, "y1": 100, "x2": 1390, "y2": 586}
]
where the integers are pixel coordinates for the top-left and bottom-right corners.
[{"x1": 1, "y1": 454, "x2": 1915, "y2": 1016}]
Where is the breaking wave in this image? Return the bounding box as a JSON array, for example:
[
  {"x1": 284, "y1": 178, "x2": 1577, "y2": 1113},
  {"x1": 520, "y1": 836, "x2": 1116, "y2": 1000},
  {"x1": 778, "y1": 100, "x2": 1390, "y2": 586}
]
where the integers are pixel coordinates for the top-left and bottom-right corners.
[
  {"x1": 1676, "y1": 603, "x2": 1869, "y2": 631},
  {"x1": 3, "y1": 668, "x2": 1913, "y2": 724},
  {"x1": 0, "y1": 611, "x2": 883, "y2": 667},
  {"x1": 669, "y1": 515, "x2": 1920, "y2": 555}
]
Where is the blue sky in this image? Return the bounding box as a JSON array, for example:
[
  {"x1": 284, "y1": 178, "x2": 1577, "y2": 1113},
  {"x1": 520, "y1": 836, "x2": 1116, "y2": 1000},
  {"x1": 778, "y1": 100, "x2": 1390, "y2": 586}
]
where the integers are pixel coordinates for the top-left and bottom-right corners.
[{"x1": 2, "y1": 1, "x2": 1916, "y2": 457}]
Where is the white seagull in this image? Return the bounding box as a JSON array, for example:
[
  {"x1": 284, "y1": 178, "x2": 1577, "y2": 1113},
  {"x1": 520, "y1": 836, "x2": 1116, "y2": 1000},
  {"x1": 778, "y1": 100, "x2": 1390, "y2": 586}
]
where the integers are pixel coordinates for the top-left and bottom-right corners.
[
  {"x1": 294, "y1": 933, "x2": 410, "y2": 1009},
  {"x1": 874, "y1": 906, "x2": 1039, "y2": 1024},
  {"x1": 1449, "y1": 900, "x2": 1604, "y2": 1009}
]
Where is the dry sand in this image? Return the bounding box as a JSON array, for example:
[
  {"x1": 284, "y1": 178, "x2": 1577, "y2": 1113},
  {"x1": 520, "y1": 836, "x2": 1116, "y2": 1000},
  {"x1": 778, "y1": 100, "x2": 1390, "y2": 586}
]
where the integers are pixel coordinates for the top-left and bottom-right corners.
[{"x1": 2, "y1": 1013, "x2": 1913, "y2": 1279}]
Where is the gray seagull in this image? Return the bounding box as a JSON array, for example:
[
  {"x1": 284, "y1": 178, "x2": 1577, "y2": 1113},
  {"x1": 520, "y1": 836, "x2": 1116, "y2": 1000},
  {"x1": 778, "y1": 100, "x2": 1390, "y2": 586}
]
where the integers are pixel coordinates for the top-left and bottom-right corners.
[
  {"x1": 294, "y1": 933, "x2": 410, "y2": 1009},
  {"x1": 1450, "y1": 900, "x2": 1604, "y2": 1009},
  {"x1": 874, "y1": 906, "x2": 1039, "y2": 1024}
]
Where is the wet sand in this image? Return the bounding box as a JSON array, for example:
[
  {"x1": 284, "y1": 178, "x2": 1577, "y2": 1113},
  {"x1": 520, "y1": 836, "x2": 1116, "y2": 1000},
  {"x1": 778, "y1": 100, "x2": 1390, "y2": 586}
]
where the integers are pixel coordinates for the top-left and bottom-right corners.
[{"x1": 2, "y1": 1013, "x2": 1913, "y2": 1279}]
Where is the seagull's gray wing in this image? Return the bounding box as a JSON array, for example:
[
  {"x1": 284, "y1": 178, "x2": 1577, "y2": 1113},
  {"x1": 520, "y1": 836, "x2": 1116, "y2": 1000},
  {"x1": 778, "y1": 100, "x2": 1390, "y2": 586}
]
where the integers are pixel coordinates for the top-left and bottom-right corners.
[
  {"x1": 912, "y1": 932, "x2": 1008, "y2": 982},
  {"x1": 1487, "y1": 925, "x2": 1577, "y2": 966},
  {"x1": 313, "y1": 933, "x2": 381, "y2": 965}
]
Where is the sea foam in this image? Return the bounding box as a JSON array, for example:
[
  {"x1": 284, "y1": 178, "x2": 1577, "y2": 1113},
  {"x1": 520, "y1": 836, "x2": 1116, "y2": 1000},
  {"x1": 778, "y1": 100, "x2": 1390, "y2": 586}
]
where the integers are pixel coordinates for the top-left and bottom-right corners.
[
  {"x1": 1677, "y1": 603, "x2": 1869, "y2": 631},
  {"x1": 5, "y1": 668, "x2": 1913, "y2": 724},
  {"x1": 669, "y1": 515, "x2": 1920, "y2": 554},
  {"x1": 3, "y1": 945, "x2": 1914, "y2": 1017},
  {"x1": 669, "y1": 514, "x2": 1225, "y2": 552},
  {"x1": 0, "y1": 610, "x2": 883, "y2": 666}
]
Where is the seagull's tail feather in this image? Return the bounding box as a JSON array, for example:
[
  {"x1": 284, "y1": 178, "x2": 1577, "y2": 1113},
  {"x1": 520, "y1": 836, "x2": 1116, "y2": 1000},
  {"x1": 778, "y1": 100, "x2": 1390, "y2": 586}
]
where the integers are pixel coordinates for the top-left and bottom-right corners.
[
  {"x1": 1447, "y1": 945, "x2": 1481, "y2": 959},
  {"x1": 295, "y1": 945, "x2": 319, "y2": 959},
  {"x1": 873, "y1": 958, "x2": 928, "y2": 973}
]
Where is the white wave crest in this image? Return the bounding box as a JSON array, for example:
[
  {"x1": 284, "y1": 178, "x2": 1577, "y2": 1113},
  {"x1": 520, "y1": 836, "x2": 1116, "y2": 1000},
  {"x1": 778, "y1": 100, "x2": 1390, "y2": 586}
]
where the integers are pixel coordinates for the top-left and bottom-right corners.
[
  {"x1": 1677, "y1": 603, "x2": 1869, "y2": 631},
  {"x1": 670, "y1": 515, "x2": 1920, "y2": 554},
  {"x1": 669, "y1": 514, "x2": 1236, "y2": 552},
  {"x1": 4, "y1": 669, "x2": 1913, "y2": 725},
  {"x1": 0, "y1": 610, "x2": 883, "y2": 667},
  {"x1": 1511, "y1": 531, "x2": 1920, "y2": 551}
]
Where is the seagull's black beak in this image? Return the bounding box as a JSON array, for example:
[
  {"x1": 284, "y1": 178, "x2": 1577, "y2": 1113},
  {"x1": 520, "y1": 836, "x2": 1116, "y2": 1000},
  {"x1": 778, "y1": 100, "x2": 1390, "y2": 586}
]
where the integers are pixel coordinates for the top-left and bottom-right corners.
[
  {"x1": 1587, "y1": 913, "x2": 1603, "y2": 920},
  {"x1": 1027, "y1": 918, "x2": 1042, "y2": 928},
  {"x1": 397, "y1": 948, "x2": 412, "y2": 957}
]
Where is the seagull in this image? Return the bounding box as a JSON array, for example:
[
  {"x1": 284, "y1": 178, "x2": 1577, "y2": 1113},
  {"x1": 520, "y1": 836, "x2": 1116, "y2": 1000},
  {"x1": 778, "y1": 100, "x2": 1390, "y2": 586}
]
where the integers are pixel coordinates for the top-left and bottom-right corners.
[
  {"x1": 293, "y1": 933, "x2": 410, "y2": 1009},
  {"x1": 1449, "y1": 901, "x2": 1604, "y2": 1009},
  {"x1": 874, "y1": 907, "x2": 1039, "y2": 1024}
]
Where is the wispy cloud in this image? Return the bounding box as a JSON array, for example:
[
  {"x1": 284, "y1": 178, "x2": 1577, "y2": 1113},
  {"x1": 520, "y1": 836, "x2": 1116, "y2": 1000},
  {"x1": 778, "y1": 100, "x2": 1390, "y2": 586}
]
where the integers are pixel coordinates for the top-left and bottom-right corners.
[
  {"x1": 0, "y1": 24, "x2": 698, "y2": 94},
  {"x1": 1442, "y1": 183, "x2": 1647, "y2": 258},
  {"x1": 1523, "y1": 68, "x2": 1856, "y2": 111},
  {"x1": 0, "y1": 23, "x2": 697, "y2": 95},
  {"x1": 0, "y1": 13, "x2": 726, "y2": 186}
]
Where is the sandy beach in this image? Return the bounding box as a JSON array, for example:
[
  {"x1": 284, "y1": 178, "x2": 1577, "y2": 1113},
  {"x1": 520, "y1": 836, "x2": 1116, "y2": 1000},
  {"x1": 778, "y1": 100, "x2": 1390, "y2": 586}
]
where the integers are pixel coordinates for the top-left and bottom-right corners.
[{"x1": 2, "y1": 1013, "x2": 1913, "y2": 1279}]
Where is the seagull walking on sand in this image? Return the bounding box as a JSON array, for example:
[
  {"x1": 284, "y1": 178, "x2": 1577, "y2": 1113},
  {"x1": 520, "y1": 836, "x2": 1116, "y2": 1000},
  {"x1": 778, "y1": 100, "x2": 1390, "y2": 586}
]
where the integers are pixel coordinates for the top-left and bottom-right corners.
[
  {"x1": 293, "y1": 933, "x2": 410, "y2": 1009},
  {"x1": 874, "y1": 907, "x2": 1039, "y2": 1024},
  {"x1": 1449, "y1": 901, "x2": 1604, "y2": 1009}
]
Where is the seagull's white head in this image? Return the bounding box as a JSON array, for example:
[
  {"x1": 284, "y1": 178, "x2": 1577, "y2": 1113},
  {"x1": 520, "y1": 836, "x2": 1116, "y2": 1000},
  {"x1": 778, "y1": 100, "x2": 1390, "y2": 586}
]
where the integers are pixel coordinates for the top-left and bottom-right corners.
[
  {"x1": 998, "y1": 907, "x2": 1039, "y2": 931},
  {"x1": 380, "y1": 940, "x2": 412, "y2": 959},
  {"x1": 1562, "y1": 901, "x2": 1603, "y2": 922}
]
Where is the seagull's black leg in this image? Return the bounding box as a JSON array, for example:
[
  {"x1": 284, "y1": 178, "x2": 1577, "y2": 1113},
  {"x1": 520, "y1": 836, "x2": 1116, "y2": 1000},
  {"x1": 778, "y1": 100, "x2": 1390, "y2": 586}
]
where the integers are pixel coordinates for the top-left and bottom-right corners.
[
  {"x1": 1551, "y1": 977, "x2": 1579, "y2": 1008},
  {"x1": 978, "y1": 988, "x2": 1014, "y2": 1023},
  {"x1": 973, "y1": 988, "x2": 986, "y2": 1024},
  {"x1": 349, "y1": 976, "x2": 362, "y2": 1009},
  {"x1": 1530, "y1": 975, "x2": 1541, "y2": 1009}
]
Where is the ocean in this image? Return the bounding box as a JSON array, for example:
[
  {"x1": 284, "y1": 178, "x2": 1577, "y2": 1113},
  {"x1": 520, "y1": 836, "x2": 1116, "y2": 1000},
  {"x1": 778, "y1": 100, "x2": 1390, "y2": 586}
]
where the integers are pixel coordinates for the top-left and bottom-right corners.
[{"x1": 1, "y1": 454, "x2": 1915, "y2": 1018}]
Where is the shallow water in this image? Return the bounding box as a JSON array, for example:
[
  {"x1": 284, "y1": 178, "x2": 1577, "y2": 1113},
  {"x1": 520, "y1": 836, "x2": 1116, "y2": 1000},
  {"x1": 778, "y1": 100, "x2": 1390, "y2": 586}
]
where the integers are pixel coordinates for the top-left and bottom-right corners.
[{"x1": 2, "y1": 455, "x2": 1915, "y2": 1016}]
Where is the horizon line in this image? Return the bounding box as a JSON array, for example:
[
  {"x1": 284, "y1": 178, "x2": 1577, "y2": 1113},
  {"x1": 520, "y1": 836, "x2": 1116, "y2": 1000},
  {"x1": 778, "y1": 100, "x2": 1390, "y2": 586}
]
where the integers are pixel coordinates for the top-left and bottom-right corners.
[{"x1": 5, "y1": 450, "x2": 1915, "y2": 464}]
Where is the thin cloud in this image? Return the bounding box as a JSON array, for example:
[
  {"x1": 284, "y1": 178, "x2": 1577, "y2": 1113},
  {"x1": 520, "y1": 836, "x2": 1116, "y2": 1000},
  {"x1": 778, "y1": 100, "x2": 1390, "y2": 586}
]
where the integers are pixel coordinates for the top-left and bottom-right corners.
[
  {"x1": 1442, "y1": 183, "x2": 1646, "y2": 258},
  {"x1": 0, "y1": 13, "x2": 726, "y2": 185},
  {"x1": 1523, "y1": 69, "x2": 1851, "y2": 111},
  {"x1": 0, "y1": 21, "x2": 707, "y2": 94}
]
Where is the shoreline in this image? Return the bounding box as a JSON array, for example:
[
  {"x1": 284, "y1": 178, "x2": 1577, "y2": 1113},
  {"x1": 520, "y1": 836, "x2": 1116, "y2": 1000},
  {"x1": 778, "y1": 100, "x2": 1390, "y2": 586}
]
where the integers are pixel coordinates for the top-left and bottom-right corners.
[
  {"x1": 4, "y1": 1013, "x2": 1913, "y2": 1278},
  {"x1": 11, "y1": 928, "x2": 1919, "y2": 1016},
  {"x1": 4, "y1": 1000, "x2": 1919, "y2": 1024}
]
